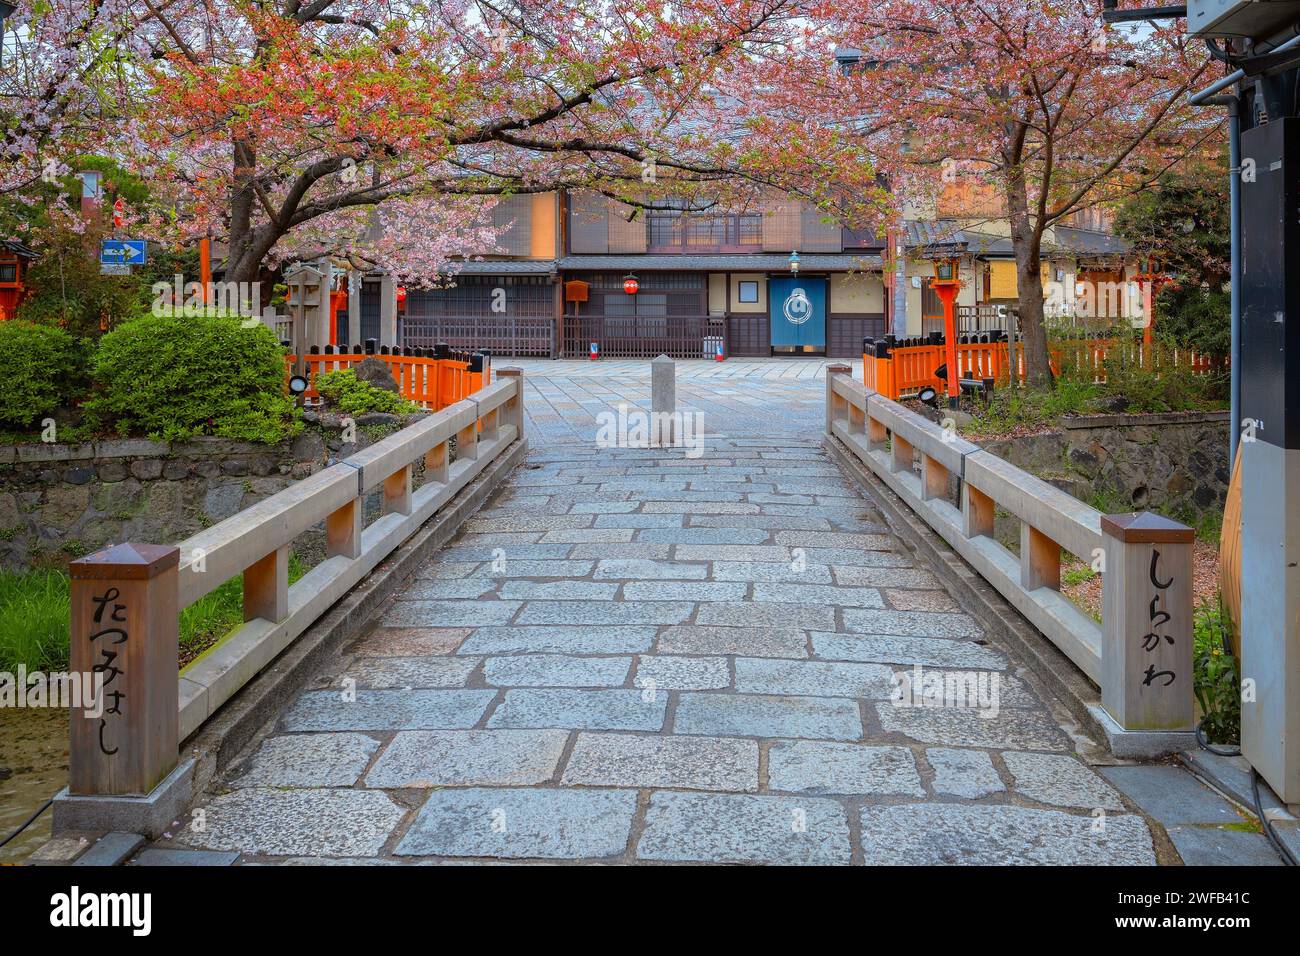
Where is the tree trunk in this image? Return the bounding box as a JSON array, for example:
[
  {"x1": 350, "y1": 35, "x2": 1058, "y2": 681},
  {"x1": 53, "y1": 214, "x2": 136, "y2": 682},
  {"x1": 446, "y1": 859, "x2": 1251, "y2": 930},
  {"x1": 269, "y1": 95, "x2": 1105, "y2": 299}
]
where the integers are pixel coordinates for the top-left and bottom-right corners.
[{"x1": 1005, "y1": 165, "x2": 1052, "y2": 387}]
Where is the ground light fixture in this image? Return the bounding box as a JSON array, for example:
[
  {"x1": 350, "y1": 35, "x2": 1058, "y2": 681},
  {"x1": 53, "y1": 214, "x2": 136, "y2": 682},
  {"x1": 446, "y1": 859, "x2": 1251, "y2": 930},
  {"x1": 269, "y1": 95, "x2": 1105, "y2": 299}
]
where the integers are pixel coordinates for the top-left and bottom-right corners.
[
  {"x1": 917, "y1": 385, "x2": 939, "y2": 407},
  {"x1": 288, "y1": 374, "x2": 309, "y2": 397}
]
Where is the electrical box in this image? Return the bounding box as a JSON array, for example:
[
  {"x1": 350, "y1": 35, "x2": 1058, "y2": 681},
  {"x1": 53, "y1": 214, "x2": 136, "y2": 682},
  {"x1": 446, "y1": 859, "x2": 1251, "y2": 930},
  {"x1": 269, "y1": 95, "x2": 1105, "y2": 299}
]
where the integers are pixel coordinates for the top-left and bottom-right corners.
[{"x1": 1187, "y1": 0, "x2": 1300, "y2": 39}]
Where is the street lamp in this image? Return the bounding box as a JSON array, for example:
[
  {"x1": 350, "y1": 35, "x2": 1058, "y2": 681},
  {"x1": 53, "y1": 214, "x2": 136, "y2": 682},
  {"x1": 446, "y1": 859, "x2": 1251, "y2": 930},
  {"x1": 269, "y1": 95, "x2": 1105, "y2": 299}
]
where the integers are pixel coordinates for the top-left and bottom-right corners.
[
  {"x1": 0, "y1": 2, "x2": 15, "y2": 69},
  {"x1": 930, "y1": 257, "x2": 963, "y2": 409},
  {"x1": 789, "y1": 250, "x2": 800, "y2": 274}
]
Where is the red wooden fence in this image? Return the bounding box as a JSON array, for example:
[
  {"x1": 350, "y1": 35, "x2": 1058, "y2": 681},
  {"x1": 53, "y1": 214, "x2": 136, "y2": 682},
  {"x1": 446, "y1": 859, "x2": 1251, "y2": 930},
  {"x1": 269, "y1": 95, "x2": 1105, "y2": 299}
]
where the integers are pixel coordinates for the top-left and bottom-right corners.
[{"x1": 285, "y1": 347, "x2": 490, "y2": 410}]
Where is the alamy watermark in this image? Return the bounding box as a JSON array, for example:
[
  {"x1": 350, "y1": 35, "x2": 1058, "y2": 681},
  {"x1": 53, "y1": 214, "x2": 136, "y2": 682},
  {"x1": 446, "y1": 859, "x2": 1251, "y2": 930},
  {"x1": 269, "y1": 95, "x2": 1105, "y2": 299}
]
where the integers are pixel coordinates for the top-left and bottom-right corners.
[
  {"x1": 890, "y1": 664, "x2": 1001, "y2": 718},
  {"x1": 0, "y1": 667, "x2": 104, "y2": 717},
  {"x1": 595, "y1": 403, "x2": 705, "y2": 458},
  {"x1": 151, "y1": 276, "x2": 261, "y2": 319}
]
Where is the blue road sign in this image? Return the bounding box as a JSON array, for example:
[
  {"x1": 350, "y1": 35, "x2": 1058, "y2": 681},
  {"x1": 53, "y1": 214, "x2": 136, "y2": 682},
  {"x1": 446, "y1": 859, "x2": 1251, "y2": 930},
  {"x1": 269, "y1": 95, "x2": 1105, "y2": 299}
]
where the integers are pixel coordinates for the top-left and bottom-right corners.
[{"x1": 100, "y1": 239, "x2": 147, "y2": 266}]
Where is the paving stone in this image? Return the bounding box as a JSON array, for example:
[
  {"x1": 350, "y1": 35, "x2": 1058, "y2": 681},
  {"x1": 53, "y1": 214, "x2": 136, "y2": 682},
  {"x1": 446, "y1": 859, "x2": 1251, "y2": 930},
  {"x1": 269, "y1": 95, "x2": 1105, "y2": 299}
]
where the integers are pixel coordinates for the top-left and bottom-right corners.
[
  {"x1": 415, "y1": 561, "x2": 481, "y2": 579},
  {"x1": 804, "y1": 548, "x2": 913, "y2": 568},
  {"x1": 811, "y1": 633, "x2": 1008, "y2": 669},
  {"x1": 592, "y1": 514, "x2": 685, "y2": 528},
  {"x1": 400, "y1": 579, "x2": 500, "y2": 600},
  {"x1": 593, "y1": 558, "x2": 707, "y2": 580},
  {"x1": 567, "y1": 501, "x2": 639, "y2": 514},
  {"x1": 440, "y1": 544, "x2": 575, "y2": 561},
  {"x1": 496, "y1": 581, "x2": 619, "y2": 600},
  {"x1": 775, "y1": 530, "x2": 893, "y2": 550},
  {"x1": 280, "y1": 689, "x2": 496, "y2": 732},
  {"x1": 734, "y1": 658, "x2": 895, "y2": 699},
  {"x1": 926, "y1": 748, "x2": 1006, "y2": 798},
  {"x1": 621, "y1": 581, "x2": 747, "y2": 602},
  {"x1": 73, "y1": 832, "x2": 145, "y2": 867},
  {"x1": 353, "y1": 627, "x2": 471, "y2": 657},
  {"x1": 696, "y1": 601, "x2": 836, "y2": 630},
  {"x1": 482, "y1": 654, "x2": 632, "y2": 687},
  {"x1": 768, "y1": 741, "x2": 923, "y2": 796},
  {"x1": 468, "y1": 560, "x2": 595, "y2": 578},
  {"x1": 1098, "y1": 765, "x2": 1244, "y2": 825},
  {"x1": 562, "y1": 733, "x2": 759, "y2": 791},
  {"x1": 539, "y1": 528, "x2": 637, "y2": 543},
  {"x1": 858, "y1": 804, "x2": 1156, "y2": 865},
  {"x1": 675, "y1": 692, "x2": 862, "y2": 740},
  {"x1": 487, "y1": 689, "x2": 667, "y2": 731},
  {"x1": 130, "y1": 848, "x2": 240, "y2": 866},
  {"x1": 637, "y1": 791, "x2": 851, "y2": 865},
  {"x1": 180, "y1": 788, "x2": 405, "y2": 857},
  {"x1": 875, "y1": 703, "x2": 1071, "y2": 751},
  {"x1": 676, "y1": 545, "x2": 793, "y2": 563},
  {"x1": 637, "y1": 528, "x2": 771, "y2": 545},
  {"x1": 657, "y1": 625, "x2": 808, "y2": 658},
  {"x1": 633, "y1": 655, "x2": 730, "y2": 690},
  {"x1": 516, "y1": 601, "x2": 694, "y2": 626},
  {"x1": 572, "y1": 543, "x2": 674, "y2": 560},
  {"x1": 751, "y1": 582, "x2": 884, "y2": 608},
  {"x1": 843, "y1": 608, "x2": 982, "y2": 638},
  {"x1": 885, "y1": 588, "x2": 961, "y2": 612},
  {"x1": 456, "y1": 532, "x2": 545, "y2": 546},
  {"x1": 1003, "y1": 752, "x2": 1127, "y2": 811},
  {"x1": 642, "y1": 501, "x2": 759, "y2": 514},
  {"x1": 381, "y1": 600, "x2": 521, "y2": 628},
  {"x1": 711, "y1": 561, "x2": 833, "y2": 584},
  {"x1": 1166, "y1": 826, "x2": 1283, "y2": 866},
  {"x1": 396, "y1": 787, "x2": 637, "y2": 860},
  {"x1": 458, "y1": 626, "x2": 656, "y2": 655},
  {"x1": 364, "y1": 730, "x2": 569, "y2": 788},
  {"x1": 690, "y1": 515, "x2": 832, "y2": 531},
  {"x1": 343, "y1": 656, "x2": 479, "y2": 689},
  {"x1": 232, "y1": 733, "x2": 380, "y2": 788},
  {"x1": 466, "y1": 515, "x2": 593, "y2": 533}
]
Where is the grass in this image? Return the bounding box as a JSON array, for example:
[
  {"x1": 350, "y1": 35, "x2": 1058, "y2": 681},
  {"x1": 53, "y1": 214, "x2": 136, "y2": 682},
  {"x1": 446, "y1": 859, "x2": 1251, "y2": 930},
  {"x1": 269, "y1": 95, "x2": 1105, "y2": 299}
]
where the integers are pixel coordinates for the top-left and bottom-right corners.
[{"x1": 0, "y1": 554, "x2": 307, "y2": 673}]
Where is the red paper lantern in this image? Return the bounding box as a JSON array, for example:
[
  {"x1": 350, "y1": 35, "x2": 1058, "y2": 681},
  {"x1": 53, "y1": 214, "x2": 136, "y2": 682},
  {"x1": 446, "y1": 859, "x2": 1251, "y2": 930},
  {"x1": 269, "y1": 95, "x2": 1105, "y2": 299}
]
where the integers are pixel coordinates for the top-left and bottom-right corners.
[{"x1": 623, "y1": 275, "x2": 639, "y2": 295}]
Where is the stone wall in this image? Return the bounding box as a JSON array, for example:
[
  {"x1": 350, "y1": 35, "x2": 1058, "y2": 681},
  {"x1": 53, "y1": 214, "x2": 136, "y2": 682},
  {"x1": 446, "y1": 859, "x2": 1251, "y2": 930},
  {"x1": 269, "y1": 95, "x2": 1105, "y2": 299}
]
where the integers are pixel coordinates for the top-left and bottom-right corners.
[
  {"x1": 978, "y1": 410, "x2": 1230, "y2": 519},
  {"x1": 0, "y1": 412, "x2": 424, "y2": 572}
]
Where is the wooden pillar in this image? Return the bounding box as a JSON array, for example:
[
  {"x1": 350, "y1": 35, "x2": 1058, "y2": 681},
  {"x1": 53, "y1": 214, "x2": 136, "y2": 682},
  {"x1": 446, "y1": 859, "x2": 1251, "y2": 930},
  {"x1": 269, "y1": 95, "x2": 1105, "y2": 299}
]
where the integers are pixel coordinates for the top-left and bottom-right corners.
[
  {"x1": 456, "y1": 412, "x2": 479, "y2": 462},
  {"x1": 1020, "y1": 524, "x2": 1061, "y2": 591},
  {"x1": 69, "y1": 544, "x2": 180, "y2": 797},
  {"x1": 244, "y1": 545, "x2": 289, "y2": 622},
  {"x1": 963, "y1": 483, "x2": 995, "y2": 538},
  {"x1": 425, "y1": 439, "x2": 450, "y2": 484},
  {"x1": 1100, "y1": 512, "x2": 1195, "y2": 732},
  {"x1": 326, "y1": 498, "x2": 362, "y2": 560},
  {"x1": 890, "y1": 432, "x2": 914, "y2": 475},
  {"x1": 383, "y1": 464, "x2": 413, "y2": 516},
  {"x1": 921, "y1": 453, "x2": 949, "y2": 502}
]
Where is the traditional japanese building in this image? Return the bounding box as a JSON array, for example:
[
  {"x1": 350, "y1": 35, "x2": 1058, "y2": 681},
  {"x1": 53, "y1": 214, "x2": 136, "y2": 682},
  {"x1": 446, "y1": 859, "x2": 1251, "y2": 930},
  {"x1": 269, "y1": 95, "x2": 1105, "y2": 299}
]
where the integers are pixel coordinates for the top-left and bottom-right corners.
[{"x1": 0, "y1": 240, "x2": 38, "y2": 321}]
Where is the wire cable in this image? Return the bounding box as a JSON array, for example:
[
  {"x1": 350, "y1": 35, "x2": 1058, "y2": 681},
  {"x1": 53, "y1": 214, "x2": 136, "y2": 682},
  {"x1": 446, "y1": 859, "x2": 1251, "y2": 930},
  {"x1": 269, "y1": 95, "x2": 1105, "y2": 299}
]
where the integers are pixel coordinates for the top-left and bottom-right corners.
[{"x1": 0, "y1": 797, "x2": 54, "y2": 851}]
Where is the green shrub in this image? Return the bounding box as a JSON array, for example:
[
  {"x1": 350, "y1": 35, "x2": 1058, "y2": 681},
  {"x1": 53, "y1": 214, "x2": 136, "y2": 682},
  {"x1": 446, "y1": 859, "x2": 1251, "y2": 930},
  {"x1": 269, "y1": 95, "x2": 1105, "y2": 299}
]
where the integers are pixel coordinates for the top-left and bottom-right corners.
[
  {"x1": 0, "y1": 321, "x2": 89, "y2": 430},
  {"x1": 86, "y1": 311, "x2": 301, "y2": 443},
  {"x1": 315, "y1": 368, "x2": 420, "y2": 415},
  {"x1": 0, "y1": 568, "x2": 71, "y2": 672},
  {"x1": 1194, "y1": 595, "x2": 1240, "y2": 746}
]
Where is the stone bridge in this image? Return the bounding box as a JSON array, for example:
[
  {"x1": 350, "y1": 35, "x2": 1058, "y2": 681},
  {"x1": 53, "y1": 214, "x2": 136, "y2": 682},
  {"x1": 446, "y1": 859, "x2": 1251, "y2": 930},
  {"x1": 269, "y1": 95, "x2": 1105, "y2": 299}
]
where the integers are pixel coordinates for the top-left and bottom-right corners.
[{"x1": 48, "y1": 359, "x2": 1290, "y2": 866}]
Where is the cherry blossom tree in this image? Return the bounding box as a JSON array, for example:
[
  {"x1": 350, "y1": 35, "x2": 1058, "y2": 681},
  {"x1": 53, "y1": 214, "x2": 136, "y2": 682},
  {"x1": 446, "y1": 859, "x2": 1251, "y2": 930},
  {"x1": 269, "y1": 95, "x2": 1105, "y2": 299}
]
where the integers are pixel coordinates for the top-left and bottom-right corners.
[{"x1": 785, "y1": 0, "x2": 1217, "y2": 385}]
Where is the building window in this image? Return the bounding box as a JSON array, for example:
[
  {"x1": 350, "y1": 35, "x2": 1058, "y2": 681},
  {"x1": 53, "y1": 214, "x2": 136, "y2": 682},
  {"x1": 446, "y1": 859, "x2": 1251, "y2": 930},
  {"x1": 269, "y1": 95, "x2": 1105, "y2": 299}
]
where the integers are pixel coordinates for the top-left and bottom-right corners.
[
  {"x1": 737, "y1": 281, "x2": 759, "y2": 303},
  {"x1": 0, "y1": 263, "x2": 16, "y2": 284},
  {"x1": 646, "y1": 212, "x2": 762, "y2": 253}
]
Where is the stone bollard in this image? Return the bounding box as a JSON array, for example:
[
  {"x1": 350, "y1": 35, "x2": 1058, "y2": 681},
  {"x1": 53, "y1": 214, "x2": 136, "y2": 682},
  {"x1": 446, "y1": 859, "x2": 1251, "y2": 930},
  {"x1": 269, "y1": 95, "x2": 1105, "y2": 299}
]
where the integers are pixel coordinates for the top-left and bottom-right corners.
[{"x1": 651, "y1": 354, "x2": 676, "y2": 446}]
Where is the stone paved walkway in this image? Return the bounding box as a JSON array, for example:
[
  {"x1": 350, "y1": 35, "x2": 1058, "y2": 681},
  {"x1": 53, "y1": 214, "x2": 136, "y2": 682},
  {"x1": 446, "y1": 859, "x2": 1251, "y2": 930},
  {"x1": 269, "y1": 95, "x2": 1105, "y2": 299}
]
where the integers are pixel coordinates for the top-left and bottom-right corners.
[{"x1": 157, "y1": 359, "x2": 1163, "y2": 865}]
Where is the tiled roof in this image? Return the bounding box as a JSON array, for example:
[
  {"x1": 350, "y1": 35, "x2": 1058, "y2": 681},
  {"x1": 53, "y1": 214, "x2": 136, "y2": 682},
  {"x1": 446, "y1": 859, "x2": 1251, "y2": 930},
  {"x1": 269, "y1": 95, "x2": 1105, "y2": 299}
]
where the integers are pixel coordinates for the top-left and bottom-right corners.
[
  {"x1": 1053, "y1": 226, "x2": 1132, "y2": 256},
  {"x1": 450, "y1": 259, "x2": 557, "y2": 275},
  {"x1": 558, "y1": 253, "x2": 882, "y2": 271},
  {"x1": 0, "y1": 239, "x2": 38, "y2": 258}
]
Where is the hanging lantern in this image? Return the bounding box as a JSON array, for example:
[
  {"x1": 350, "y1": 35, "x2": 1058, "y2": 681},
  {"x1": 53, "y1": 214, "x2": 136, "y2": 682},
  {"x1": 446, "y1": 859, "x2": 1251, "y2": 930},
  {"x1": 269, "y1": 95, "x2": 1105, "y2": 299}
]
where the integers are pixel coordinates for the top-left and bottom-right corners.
[
  {"x1": 789, "y1": 250, "x2": 800, "y2": 274},
  {"x1": 623, "y1": 274, "x2": 639, "y2": 295}
]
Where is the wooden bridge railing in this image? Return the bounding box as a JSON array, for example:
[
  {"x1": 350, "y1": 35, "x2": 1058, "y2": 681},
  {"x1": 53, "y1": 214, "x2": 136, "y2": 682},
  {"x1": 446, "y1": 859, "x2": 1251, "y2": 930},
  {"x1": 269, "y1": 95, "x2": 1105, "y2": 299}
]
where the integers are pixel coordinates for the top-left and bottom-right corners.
[
  {"x1": 63, "y1": 369, "x2": 525, "y2": 804},
  {"x1": 864, "y1": 334, "x2": 1223, "y2": 400},
  {"x1": 826, "y1": 365, "x2": 1194, "y2": 752}
]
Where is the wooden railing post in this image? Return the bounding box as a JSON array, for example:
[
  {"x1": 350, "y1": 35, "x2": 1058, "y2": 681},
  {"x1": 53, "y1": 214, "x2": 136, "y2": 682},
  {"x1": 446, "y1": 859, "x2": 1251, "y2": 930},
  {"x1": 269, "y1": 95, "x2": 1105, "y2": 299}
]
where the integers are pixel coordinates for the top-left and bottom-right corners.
[
  {"x1": 456, "y1": 405, "x2": 480, "y2": 461},
  {"x1": 244, "y1": 545, "x2": 289, "y2": 622},
  {"x1": 890, "y1": 432, "x2": 914, "y2": 475},
  {"x1": 326, "y1": 498, "x2": 363, "y2": 559},
  {"x1": 1100, "y1": 512, "x2": 1195, "y2": 732},
  {"x1": 1020, "y1": 524, "x2": 1061, "y2": 591},
  {"x1": 920, "y1": 452, "x2": 949, "y2": 501},
  {"x1": 425, "y1": 439, "x2": 450, "y2": 484},
  {"x1": 825, "y1": 363, "x2": 851, "y2": 435},
  {"x1": 68, "y1": 544, "x2": 180, "y2": 796},
  {"x1": 496, "y1": 367, "x2": 524, "y2": 436},
  {"x1": 962, "y1": 483, "x2": 995, "y2": 538},
  {"x1": 383, "y1": 464, "x2": 413, "y2": 516}
]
